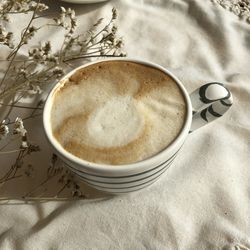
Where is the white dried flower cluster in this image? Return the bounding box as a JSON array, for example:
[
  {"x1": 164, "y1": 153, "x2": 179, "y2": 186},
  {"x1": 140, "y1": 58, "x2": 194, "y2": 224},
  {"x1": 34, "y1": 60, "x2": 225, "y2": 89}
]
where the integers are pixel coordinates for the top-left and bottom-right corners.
[
  {"x1": 212, "y1": 0, "x2": 250, "y2": 22},
  {"x1": 23, "y1": 26, "x2": 38, "y2": 45},
  {"x1": 13, "y1": 117, "x2": 28, "y2": 148},
  {"x1": 28, "y1": 84, "x2": 42, "y2": 95},
  {"x1": 54, "y1": 7, "x2": 77, "y2": 35},
  {"x1": 0, "y1": 0, "x2": 48, "y2": 21},
  {"x1": 12, "y1": 65, "x2": 28, "y2": 79},
  {"x1": 0, "y1": 5, "x2": 125, "y2": 102},
  {"x1": 0, "y1": 120, "x2": 9, "y2": 140},
  {"x1": 62, "y1": 7, "x2": 126, "y2": 61},
  {"x1": 0, "y1": 25, "x2": 14, "y2": 48},
  {"x1": 0, "y1": 117, "x2": 30, "y2": 149},
  {"x1": 98, "y1": 30, "x2": 125, "y2": 57},
  {"x1": 111, "y1": 7, "x2": 117, "y2": 20},
  {"x1": 52, "y1": 67, "x2": 64, "y2": 79},
  {"x1": 13, "y1": 117, "x2": 27, "y2": 136},
  {"x1": 29, "y1": 42, "x2": 58, "y2": 64},
  {"x1": 28, "y1": 2, "x2": 48, "y2": 12}
]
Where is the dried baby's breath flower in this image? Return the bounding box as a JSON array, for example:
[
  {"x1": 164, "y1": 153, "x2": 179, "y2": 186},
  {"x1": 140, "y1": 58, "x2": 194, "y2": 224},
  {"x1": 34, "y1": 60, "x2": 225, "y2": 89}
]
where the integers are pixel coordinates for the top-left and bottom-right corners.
[
  {"x1": 28, "y1": 42, "x2": 58, "y2": 64},
  {"x1": 0, "y1": 25, "x2": 14, "y2": 48},
  {"x1": 212, "y1": 0, "x2": 250, "y2": 22},
  {"x1": 0, "y1": 1, "x2": 49, "y2": 22},
  {"x1": 12, "y1": 117, "x2": 28, "y2": 149},
  {"x1": 0, "y1": 120, "x2": 9, "y2": 140},
  {"x1": 0, "y1": 4, "x2": 125, "y2": 118},
  {"x1": 54, "y1": 7, "x2": 77, "y2": 34},
  {"x1": 30, "y1": 2, "x2": 48, "y2": 12},
  {"x1": 22, "y1": 26, "x2": 38, "y2": 44},
  {"x1": 28, "y1": 84, "x2": 42, "y2": 95},
  {"x1": 112, "y1": 7, "x2": 117, "y2": 20},
  {"x1": 13, "y1": 117, "x2": 27, "y2": 136},
  {"x1": 53, "y1": 67, "x2": 64, "y2": 78}
]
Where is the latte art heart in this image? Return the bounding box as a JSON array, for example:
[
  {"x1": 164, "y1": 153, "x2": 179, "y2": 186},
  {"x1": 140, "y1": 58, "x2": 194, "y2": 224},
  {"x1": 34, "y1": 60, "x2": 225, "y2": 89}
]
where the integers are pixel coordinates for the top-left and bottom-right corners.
[{"x1": 50, "y1": 61, "x2": 187, "y2": 165}]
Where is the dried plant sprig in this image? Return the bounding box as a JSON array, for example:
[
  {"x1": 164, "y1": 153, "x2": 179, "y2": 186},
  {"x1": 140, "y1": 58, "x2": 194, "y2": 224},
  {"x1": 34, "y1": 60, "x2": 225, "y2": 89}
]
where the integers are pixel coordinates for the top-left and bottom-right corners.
[
  {"x1": 0, "y1": 120, "x2": 9, "y2": 140},
  {"x1": 0, "y1": 141, "x2": 40, "y2": 185},
  {"x1": 54, "y1": 7, "x2": 77, "y2": 34},
  {"x1": 0, "y1": 5, "x2": 125, "y2": 101},
  {"x1": 0, "y1": 1, "x2": 125, "y2": 199},
  {"x1": 0, "y1": 0, "x2": 48, "y2": 21}
]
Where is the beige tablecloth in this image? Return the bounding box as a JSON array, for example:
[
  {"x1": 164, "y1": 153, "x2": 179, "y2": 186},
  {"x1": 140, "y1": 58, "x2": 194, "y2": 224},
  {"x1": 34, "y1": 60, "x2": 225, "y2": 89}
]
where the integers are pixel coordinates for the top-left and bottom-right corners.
[{"x1": 0, "y1": 0, "x2": 250, "y2": 249}]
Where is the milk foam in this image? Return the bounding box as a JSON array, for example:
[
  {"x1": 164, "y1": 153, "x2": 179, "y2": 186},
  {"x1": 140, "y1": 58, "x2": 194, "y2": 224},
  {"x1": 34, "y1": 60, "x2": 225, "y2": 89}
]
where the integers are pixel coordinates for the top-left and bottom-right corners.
[
  {"x1": 87, "y1": 96, "x2": 144, "y2": 148},
  {"x1": 51, "y1": 61, "x2": 187, "y2": 165}
]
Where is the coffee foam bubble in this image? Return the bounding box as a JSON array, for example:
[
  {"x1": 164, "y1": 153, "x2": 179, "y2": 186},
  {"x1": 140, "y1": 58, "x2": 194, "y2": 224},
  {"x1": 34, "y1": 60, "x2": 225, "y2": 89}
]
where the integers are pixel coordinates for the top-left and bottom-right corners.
[{"x1": 51, "y1": 61, "x2": 187, "y2": 165}]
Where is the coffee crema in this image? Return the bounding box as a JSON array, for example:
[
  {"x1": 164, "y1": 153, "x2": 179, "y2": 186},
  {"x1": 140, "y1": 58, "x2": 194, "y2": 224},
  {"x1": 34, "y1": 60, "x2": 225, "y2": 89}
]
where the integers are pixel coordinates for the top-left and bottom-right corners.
[{"x1": 50, "y1": 61, "x2": 187, "y2": 165}]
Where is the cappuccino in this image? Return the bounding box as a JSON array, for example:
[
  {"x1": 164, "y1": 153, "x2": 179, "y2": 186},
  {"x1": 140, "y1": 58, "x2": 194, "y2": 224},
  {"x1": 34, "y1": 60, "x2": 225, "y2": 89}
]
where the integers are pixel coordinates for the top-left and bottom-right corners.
[{"x1": 50, "y1": 61, "x2": 187, "y2": 165}]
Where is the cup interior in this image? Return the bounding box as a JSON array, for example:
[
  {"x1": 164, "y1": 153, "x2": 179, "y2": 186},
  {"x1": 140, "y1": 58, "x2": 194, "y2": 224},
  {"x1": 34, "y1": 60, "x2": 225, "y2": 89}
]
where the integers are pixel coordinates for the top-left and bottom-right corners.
[{"x1": 43, "y1": 58, "x2": 192, "y2": 173}]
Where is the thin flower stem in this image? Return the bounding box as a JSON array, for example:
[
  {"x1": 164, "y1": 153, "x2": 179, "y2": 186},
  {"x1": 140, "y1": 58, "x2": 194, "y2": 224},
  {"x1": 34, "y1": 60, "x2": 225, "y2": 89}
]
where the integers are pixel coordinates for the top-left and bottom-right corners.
[
  {"x1": 0, "y1": 84, "x2": 25, "y2": 100},
  {"x1": 11, "y1": 155, "x2": 22, "y2": 178},
  {"x1": 67, "y1": 49, "x2": 110, "y2": 59},
  {"x1": 33, "y1": 13, "x2": 57, "y2": 19},
  {"x1": 0, "y1": 175, "x2": 22, "y2": 184},
  {"x1": 59, "y1": 36, "x2": 67, "y2": 62},
  {"x1": 0, "y1": 150, "x2": 24, "y2": 182},
  {"x1": 24, "y1": 175, "x2": 56, "y2": 197},
  {"x1": 0, "y1": 64, "x2": 55, "y2": 100},
  {"x1": 6, "y1": 11, "x2": 30, "y2": 14},
  {"x1": 0, "y1": 166, "x2": 15, "y2": 182},
  {"x1": 87, "y1": 45, "x2": 110, "y2": 51},
  {"x1": 0, "y1": 59, "x2": 33, "y2": 62},
  {"x1": 86, "y1": 19, "x2": 113, "y2": 47},
  {"x1": 63, "y1": 61, "x2": 75, "y2": 68},
  {"x1": 0, "y1": 149, "x2": 23, "y2": 154},
  {"x1": 56, "y1": 182, "x2": 68, "y2": 197},
  {"x1": 7, "y1": 1, "x2": 40, "y2": 59},
  {"x1": 0, "y1": 103, "x2": 43, "y2": 110},
  {"x1": 86, "y1": 39, "x2": 106, "y2": 50},
  {"x1": 64, "y1": 54, "x2": 121, "y2": 62},
  {"x1": 30, "y1": 102, "x2": 44, "y2": 116},
  {"x1": 0, "y1": 1, "x2": 40, "y2": 90},
  {"x1": 6, "y1": 113, "x2": 42, "y2": 125},
  {"x1": 0, "y1": 53, "x2": 18, "y2": 89},
  {"x1": 2, "y1": 95, "x2": 16, "y2": 120},
  {"x1": 104, "y1": 47, "x2": 115, "y2": 56},
  {"x1": 0, "y1": 138, "x2": 18, "y2": 151},
  {"x1": 4, "y1": 93, "x2": 26, "y2": 119}
]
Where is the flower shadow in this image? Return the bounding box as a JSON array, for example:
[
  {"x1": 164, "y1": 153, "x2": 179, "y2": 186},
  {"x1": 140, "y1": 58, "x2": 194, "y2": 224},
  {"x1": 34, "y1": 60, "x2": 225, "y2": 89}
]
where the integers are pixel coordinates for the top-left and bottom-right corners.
[{"x1": 0, "y1": 114, "x2": 112, "y2": 204}]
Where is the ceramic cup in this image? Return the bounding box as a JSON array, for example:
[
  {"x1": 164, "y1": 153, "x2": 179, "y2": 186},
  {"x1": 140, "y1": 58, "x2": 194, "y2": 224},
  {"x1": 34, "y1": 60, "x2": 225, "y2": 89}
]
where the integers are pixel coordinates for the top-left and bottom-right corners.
[{"x1": 43, "y1": 58, "x2": 233, "y2": 193}]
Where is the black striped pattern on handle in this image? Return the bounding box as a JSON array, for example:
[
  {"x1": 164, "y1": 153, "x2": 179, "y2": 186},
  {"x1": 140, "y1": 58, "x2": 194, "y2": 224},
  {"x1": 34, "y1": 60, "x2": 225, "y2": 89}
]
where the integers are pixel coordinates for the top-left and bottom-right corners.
[{"x1": 190, "y1": 82, "x2": 233, "y2": 132}]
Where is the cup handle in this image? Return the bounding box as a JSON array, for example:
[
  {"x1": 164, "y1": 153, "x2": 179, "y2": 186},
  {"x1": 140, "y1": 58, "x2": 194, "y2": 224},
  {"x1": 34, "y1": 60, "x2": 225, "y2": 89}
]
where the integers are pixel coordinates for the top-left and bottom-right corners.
[{"x1": 189, "y1": 82, "x2": 233, "y2": 132}]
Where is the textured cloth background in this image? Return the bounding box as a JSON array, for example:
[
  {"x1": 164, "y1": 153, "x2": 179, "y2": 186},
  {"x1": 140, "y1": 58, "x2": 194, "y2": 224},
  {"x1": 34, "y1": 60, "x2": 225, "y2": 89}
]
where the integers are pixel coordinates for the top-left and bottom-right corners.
[{"x1": 0, "y1": 0, "x2": 250, "y2": 249}]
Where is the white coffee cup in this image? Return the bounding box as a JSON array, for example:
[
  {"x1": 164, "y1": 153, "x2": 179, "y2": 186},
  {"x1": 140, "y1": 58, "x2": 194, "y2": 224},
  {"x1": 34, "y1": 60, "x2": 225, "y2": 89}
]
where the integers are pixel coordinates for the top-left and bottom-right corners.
[{"x1": 43, "y1": 58, "x2": 233, "y2": 193}]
